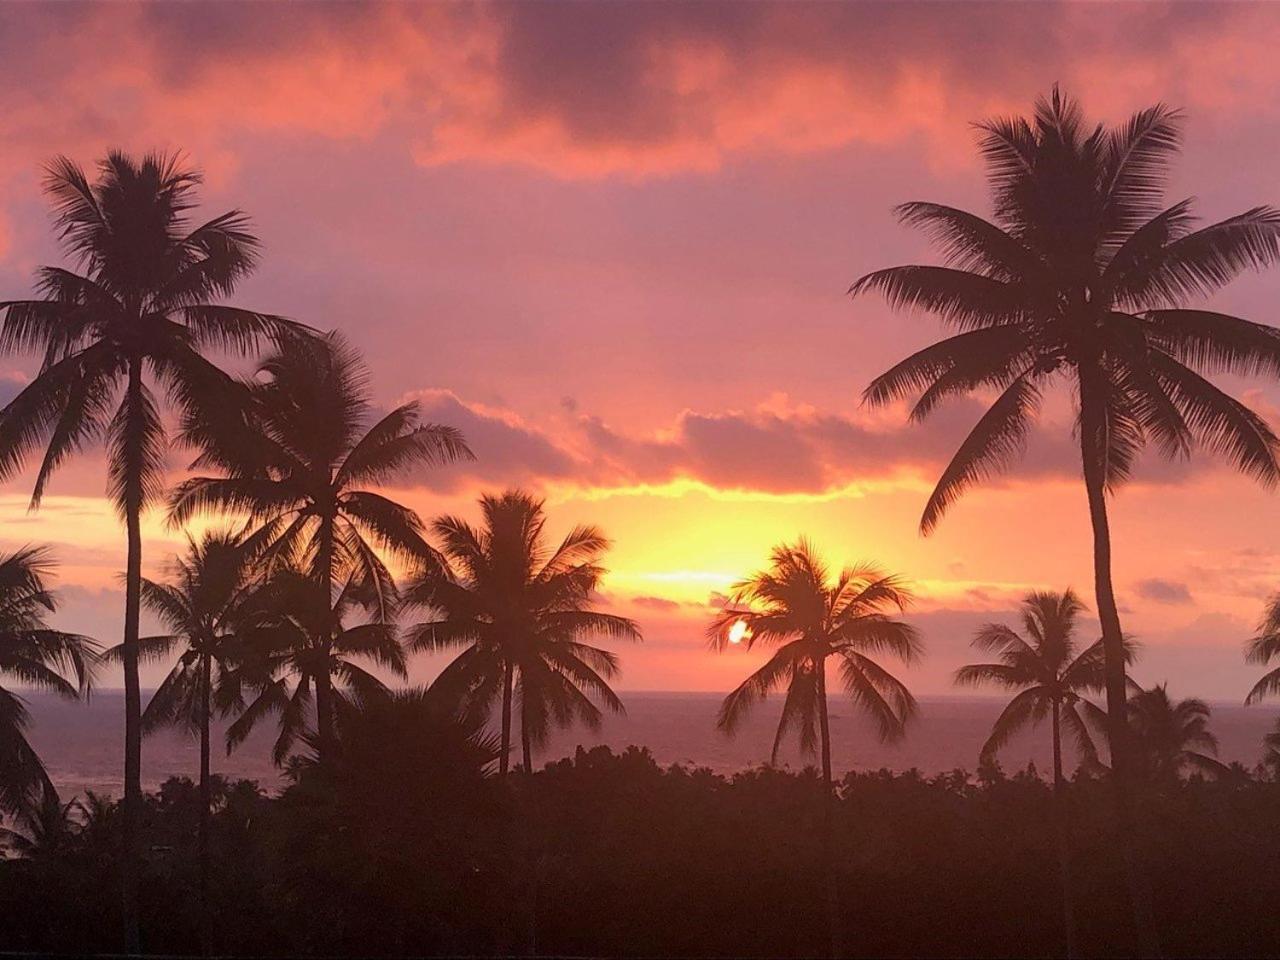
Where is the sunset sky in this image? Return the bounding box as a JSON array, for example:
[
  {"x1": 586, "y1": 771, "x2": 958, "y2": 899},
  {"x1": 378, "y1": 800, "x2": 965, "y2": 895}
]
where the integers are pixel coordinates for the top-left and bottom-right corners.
[{"x1": 3, "y1": 1, "x2": 1280, "y2": 699}]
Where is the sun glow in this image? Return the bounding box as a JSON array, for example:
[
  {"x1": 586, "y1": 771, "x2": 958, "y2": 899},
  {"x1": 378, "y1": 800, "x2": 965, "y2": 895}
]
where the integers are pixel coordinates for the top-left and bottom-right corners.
[{"x1": 727, "y1": 619, "x2": 750, "y2": 645}]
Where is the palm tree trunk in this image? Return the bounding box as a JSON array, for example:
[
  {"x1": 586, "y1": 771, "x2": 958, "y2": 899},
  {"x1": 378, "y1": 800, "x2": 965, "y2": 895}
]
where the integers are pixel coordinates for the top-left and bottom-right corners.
[
  {"x1": 314, "y1": 512, "x2": 336, "y2": 763},
  {"x1": 199, "y1": 656, "x2": 213, "y2": 957},
  {"x1": 313, "y1": 670, "x2": 335, "y2": 763},
  {"x1": 121, "y1": 358, "x2": 144, "y2": 953},
  {"x1": 1079, "y1": 385, "x2": 1160, "y2": 958},
  {"x1": 519, "y1": 688, "x2": 538, "y2": 957},
  {"x1": 816, "y1": 658, "x2": 841, "y2": 960},
  {"x1": 1051, "y1": 699, "x2": 1077, "y2": 959},
  {"x1": 521, "y1": 693, "x2": 533, "y2": 774},
  {"x1": 500, "y1": 661, "x2": 513, "y2": 776}
]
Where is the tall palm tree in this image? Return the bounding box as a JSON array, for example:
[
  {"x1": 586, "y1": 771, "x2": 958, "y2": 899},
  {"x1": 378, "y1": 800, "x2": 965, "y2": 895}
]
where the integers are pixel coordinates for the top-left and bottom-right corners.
[
  {"x1": 954, "y1": 589, "x2": 1126, "y2": 959},
  {"x1": 407, "y1": 490, "x2": 640, "y2": 776},
  {"x1": 105, "y1": 531, "x2": 262, "y2": 955},
  {"x1": 169, "y1": 333, "x2": 470, "y2": 761},
  {"x1": 708, "y1": 539, "x2": 920, "y2": 959},
  {"x1": 0, "y1": 546, "x2": 96, "y2": 819},
  {"x1": 850, "y1": 88, "x2": 1280, "y2": 953},
  {"x1": 1127, "y1": 684, "x2": 1227, "y2": 784},
  {"x1": 0, "y1": 152, "x2": 293, "y2": 948},
  {"x1": 1244, "y1": 593, "x2": 1280, "y2": 705}
]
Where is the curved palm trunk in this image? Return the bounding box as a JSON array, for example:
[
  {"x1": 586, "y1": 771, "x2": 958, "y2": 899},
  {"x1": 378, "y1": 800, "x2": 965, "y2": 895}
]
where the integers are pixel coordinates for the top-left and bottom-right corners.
[
  {"x1": 199, "y1": 656, "x2": 213, "y2": 957},
  {"x1": 499, "y1": 661, "x2": 513, "y2": 776},
  {"x1": 314, "y1": 513, "x2": 337, "y2": 763},
  {"x1": 1079, "y1": 383, "x2": 1160, "y2": 958},
  {"x1": 816, "y1": 658, "x2": 841, "y2": 960},
  {"x1": 1051, "y1": 700, "x2": 1077, "y2": 959},
  {"x1": 121, "y1": 358, "x2": 144, "y2": 953}
]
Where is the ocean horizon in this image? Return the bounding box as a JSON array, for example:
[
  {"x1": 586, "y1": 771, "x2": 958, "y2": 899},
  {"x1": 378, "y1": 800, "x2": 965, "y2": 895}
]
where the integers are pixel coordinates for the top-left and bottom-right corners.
[{"x1": 20, "y1": 689, "x2": 1280, "y2": 800}]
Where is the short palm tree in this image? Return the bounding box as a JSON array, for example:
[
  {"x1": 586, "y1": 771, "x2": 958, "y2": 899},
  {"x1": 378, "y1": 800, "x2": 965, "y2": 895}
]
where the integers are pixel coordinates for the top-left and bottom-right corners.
[
  {"x1": 955, "y1": 589, "x2": 1127, "y2": 959},
  {"x1": 708, "y1": 539, "x2": 920, "y2": 959},
  {"x1": 169, "y1": 333, "x2": 470, "y2": 760},
  {"x1": 0, "y1": 547, "x2": 96, "y2": 819},
  {"x1": 1244, "y1": 593, "x2": 1280, "y2": 705},
  {"x1": 1262, "y1": 718, "x2": 1280, "y2": 778},
  {"x1": 106, "y1": 531, "x2": 262, "y2": 955},
  {"x1": 1129, "y1": 685, "x2": 1227, "y2": 782},
  {"x1": 407, "y1": 490, "x2": 640, "y2": 775},
  {"x1": 0, "y1": 152, "x2": 293, "y2": 947},
  {"x1": 0, "y1": 791, "x2": 84, "y2": 859},
  {"x1": 955, "y1": 591, "x2": 1118, "y2": 777},
  {"x1": 851, "y1": 89, "x2": 1280, "y2": 953},
  {"x1": 1128, "y1": 684, "x2": 1227, "y2": 784},
  {"x1": 225, "y1": 566, "x2": 407, "y2": 767}
]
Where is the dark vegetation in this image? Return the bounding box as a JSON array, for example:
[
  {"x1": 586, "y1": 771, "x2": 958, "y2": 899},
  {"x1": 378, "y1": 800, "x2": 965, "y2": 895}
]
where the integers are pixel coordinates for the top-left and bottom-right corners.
[{"x1": 2, "y1": 735, "x2": 1280, "y2": 958}]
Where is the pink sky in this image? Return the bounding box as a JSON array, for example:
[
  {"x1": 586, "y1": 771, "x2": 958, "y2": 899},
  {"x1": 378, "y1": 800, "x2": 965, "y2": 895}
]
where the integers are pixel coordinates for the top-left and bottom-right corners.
[{"x1": 3, "y1": 1, "x2": 1280, "y2": 699}]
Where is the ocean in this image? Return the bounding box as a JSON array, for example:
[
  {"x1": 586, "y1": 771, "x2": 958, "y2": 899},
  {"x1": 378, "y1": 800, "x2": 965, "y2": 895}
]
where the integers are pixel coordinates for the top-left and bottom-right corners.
[{"x1": 19, "y1": 690, "x2": 1280, "y2": 799}]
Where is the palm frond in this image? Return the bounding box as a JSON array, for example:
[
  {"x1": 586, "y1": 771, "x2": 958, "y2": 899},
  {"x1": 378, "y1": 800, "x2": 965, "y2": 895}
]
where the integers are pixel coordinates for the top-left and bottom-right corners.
[
  {"x1": 849, "y1": 266, "x2": 1028, "y2": 331},
  {"x1": 921, "y1": 372, "x2": 1040, "y2": 533},
  {"x1": 838, "y1": 651, "x2": 917, "y2": 743},
  {"x1": 978, "y1": 686, "x2": 1047, "y2": 762}
]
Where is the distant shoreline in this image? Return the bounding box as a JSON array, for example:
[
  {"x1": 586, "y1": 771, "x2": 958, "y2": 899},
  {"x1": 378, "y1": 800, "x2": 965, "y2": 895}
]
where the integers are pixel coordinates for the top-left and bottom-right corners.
[{"x1": 19, "y1": 690, "x2": 1280, "y2": 800}]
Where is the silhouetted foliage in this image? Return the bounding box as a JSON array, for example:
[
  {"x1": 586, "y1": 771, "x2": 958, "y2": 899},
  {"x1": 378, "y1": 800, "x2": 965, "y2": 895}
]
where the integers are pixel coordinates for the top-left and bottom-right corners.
[
  {"x1": 0, "y1": 547, "x2": 96, "y2": 819},
  {"x1": 1128, "y1": 684, "x2": 1230, "y2": 785},
  {"x1": 408, "y1": 489, "x2": 639, "y2": 774},
  {"x1": 4, "y1": 746, "x2": 1280, "y2": 957},
  {"x1": 1245, "y1": 593, "x2": 1280, "y2": 704},
  {"x1": 0, "y1": 150, "x2": 296, "y2": 948},
  {"x1": 852, "y1": 87, "x2": 1280, "y2": 953},
  {"x1": 955, "y1": 590, "x2": 1127, "y2": 774},
  {"x1": 170, "y1": 332, "x2": 472, "y2": 761}
]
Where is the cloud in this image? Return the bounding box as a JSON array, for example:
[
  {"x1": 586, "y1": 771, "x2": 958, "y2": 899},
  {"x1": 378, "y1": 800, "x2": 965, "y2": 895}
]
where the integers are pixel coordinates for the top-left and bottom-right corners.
[
  {"x1": 630, "y1": 595, "x2": 684, "y2": 612},
  {"x1": 1, "y1": 1, "x2": 1279, "y2": 194},
  {"x1": 401, "y1": 387, "x2": 1261, "y2": 503},
  {"x1": 405, "y1": 389, "x2": 580, "y2": 492},
  {"x1": 1134, "y1": 578, "x2": 1194, "y2": 605},
  {"x1": 413, "y1": 2, "x2": 1280, "y2": 178},
  {"x1": 578, "y1": 389, "x2": 1248, "y2": 498}
]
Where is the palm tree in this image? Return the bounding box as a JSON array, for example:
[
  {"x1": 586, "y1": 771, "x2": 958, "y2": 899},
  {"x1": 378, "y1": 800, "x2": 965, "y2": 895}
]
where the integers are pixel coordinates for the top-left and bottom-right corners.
[
  {"x1": 954, "y1": 589, "x2": 1125, "y2": 959},
  {"x1": 708, "y1": 539, "x2": 920, "y2": 959},
  {"x1": 225, "y1": 566, "x2": 407, "y2": 767},
  {"x1": 407, "y1": 490, "x2": 640, "y2": 776},
  {"x1": 1127, "y1": 684, "x2": 1227, "y2": 784},
  {"x1": 169, "y1": 332, "x2": 470, "y2": 761},
  {"x1": 290, "y1": 686, "x2": 502, "y2": 788},
  {"x1": 0, "y1": 152, "x2": 293, "y2": 948},
  {"x1": 850, "y1": 88, "x2": 1280, "y2": 953},
  {"x1": 1244, "y1": 593, "x2": 1280, "y2": 705},
  {"x1": 0, "y1": 546, "x2": 96, "y2": 819},
  {"x1": 955, "y1": 591, "x2": 1117, "y2": 775},
  {"x1": 0, "y1": 790, "x2": 85, "y2": 859},
  {"x1": 1262, "y1": 718, "x2": 1280, "y2": 778},
  {"x1": 105, "y1": 531, "x2": 262, "y2": 955}
]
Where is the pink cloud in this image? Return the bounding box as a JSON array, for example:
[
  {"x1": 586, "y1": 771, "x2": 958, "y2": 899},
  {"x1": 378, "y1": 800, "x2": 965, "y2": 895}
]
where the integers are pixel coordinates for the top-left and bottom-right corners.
[
  {"x1": 3, "y1": 1, "x2": 1280, "y2": 194},
  {"x1": 391, "y1": 387, "x2": 1259, "y2": 500}
]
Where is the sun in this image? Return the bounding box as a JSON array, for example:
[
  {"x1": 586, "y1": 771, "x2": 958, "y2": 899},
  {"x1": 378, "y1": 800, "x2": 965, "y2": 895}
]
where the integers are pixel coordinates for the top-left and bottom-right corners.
[{"x1": 727, "y1": 619, "x2": 750, "y2": 645}]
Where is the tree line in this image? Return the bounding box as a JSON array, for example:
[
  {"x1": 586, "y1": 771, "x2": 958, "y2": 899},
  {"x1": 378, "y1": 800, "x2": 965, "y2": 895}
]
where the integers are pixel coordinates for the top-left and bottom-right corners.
[{"x1": 5, "y1": 87, "x2": 1280, "y2": 958}]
